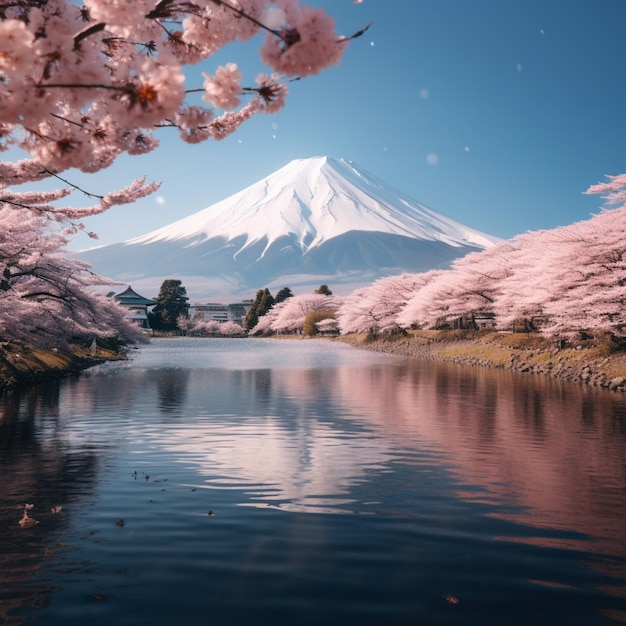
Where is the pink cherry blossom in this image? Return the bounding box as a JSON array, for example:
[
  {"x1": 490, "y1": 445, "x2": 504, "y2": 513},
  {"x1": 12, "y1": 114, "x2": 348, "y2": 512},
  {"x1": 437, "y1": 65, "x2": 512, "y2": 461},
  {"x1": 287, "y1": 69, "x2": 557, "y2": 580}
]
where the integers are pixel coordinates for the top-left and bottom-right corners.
[
  {"x1": 203, "y1": 64, "x2": 244, "y2": 111},
  {"x1": 254, "y1": 293, "x2": 340, "y2": 335},
  {"x1": 0, "y1": 0, "x2": 355, "y2": 351},
  {"x1": 337, "y1": 188, "x2": 626, "y2": 340},
  {"x1": 1, "y1": 0, "x2": 352, "y2": 177},
  {"x1": 260, "y1": 1, "x2": 346, "y2": 77},
  {"x1": 254, "y1": 73, "x2": 288, "y2": 113},
  {"x1": 585, "y1": 173, "x2": 626, "y2": 210}
]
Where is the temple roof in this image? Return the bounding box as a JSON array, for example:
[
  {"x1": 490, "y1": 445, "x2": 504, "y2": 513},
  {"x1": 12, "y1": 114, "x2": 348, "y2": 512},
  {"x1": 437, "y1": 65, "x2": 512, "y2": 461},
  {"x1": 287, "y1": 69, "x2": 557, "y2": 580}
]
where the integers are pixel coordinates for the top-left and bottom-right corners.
[{"x1": 114, "y1": 286, "x2": 157, "y2": 307}]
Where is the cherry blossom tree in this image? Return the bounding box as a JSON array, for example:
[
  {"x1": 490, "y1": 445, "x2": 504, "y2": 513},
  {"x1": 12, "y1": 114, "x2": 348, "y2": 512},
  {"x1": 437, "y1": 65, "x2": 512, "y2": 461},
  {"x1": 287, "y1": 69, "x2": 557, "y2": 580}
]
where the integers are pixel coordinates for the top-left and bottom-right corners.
[
  {"x1": 585, "y1": 173, "x2": 626, "y2": 212},
  {"x1": 569, "y1": 173, "x2": 626, "y2": 335},
  {"x1": 489, "y1": 186, "x2": 626, "y2": 339},
  {"x1": 178, "y1": 315, "x2": 244, "y2": 336},
  {"x1": 219, "y1": 320, "x2": 245, "y2": 336},
  {"x1": 537, "y1": 209, "x2": 626, "y2": 338},
  {"x1": 390, "y1": 270, "x2": 447, "y2": 329},
  {"x1": 1, "y1": 0, "x2": 362, "y2": 227},
  {"x1": 339, "y1": 173, "x2": 626, "y2": 340},
  {"x1": 0, "y1": 0, "x2": 358, "y2": 348},
  {"x1": 253, "y1": 292, "x2": 339, "y2": 335},
  {"x1": 509, "y1": 173, "x2": 626, "y2": 338},
  {"x1": 0, "y1": 205, "x2": 143, "y2": 348},
  {"x1": 400, "y1": 193, "x2": 626, "y2": 338},
  {"x1": 337, "y1": 273, "x2": 431, "y2": 335},
  {"x1": 176, "y1": 314, "x2": 196, "y2": 335},
  {"x1": 200, "y1": 319, "x2": 223, "y2": 335},
  {"x1": 404, "y1": 241, "x2": 515, "y2": 330},
  {"x1": 486, "y1": 232, "x2": 546, "y2": 332}
]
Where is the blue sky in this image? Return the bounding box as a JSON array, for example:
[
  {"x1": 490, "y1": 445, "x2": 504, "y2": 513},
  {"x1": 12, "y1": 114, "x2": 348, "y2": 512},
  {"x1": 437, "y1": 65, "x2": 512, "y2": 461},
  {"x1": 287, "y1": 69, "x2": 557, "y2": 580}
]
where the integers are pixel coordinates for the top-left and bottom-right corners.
[{"x1": 60, "y1": 0, "x2": 624, "y2": 248}]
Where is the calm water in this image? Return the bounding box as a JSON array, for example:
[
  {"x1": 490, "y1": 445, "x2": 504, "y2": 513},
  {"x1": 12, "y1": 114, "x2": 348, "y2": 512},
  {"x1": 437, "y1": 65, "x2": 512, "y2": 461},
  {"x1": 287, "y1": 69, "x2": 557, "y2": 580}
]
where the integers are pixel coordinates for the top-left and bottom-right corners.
[{"x1": 1, "y1": 338, "x2": 626, "y2": 625}]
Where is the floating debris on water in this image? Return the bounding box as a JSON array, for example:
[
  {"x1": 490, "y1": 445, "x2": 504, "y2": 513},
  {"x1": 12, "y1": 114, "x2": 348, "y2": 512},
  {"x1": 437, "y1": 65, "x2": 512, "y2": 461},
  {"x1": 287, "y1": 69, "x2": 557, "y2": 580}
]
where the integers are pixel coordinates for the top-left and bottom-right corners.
[{"x1": 19, "y1": 503, "x2": 38, "y2": 528}]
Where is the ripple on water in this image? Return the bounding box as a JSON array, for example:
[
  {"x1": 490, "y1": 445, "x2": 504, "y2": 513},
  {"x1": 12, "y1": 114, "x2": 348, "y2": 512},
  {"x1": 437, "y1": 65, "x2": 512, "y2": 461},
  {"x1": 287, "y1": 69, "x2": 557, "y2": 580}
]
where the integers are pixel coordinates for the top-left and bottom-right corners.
[{"x1": 1, "y1": 338, "x2": 626, "y2": 625}]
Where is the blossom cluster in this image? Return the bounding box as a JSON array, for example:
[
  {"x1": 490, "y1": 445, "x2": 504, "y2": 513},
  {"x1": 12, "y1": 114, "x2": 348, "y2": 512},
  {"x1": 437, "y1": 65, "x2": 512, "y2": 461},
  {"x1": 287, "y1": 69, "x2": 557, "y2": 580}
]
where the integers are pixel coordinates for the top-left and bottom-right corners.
[
  {"x1": 0, "y1": 1, "x2": 352, "y2": 352},
  {"x1": 226, "y1": 174, "x2": 626, "y2": 342},
  {"x1": 0, "y1": 202, "x2": 146, "y2": 349},
  {"x1": 0, "y1": 0, "x2": 349, "y2": 182},
  {"x1": 336, "y1": 182, "x2": 626, "y2": 339}
]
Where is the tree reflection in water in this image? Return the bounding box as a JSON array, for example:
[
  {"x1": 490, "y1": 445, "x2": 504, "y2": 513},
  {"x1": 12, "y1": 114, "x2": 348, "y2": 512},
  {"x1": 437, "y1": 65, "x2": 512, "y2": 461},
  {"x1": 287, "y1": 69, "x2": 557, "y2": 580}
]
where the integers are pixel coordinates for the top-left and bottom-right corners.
[
  {"x1": 1, "y1": 339, "x2": 625, "y2": 624},
  {"x1": 0, "y1": 382, "x2": 100, "y2": 625}
]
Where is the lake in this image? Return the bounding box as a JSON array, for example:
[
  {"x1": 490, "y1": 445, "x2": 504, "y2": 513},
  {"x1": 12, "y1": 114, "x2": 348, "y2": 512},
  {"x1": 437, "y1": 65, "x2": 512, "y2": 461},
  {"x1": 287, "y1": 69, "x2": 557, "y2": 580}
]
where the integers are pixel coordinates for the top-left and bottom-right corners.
[{"x1": 1, "y1": 337, "x2": 625, "y2": 625}]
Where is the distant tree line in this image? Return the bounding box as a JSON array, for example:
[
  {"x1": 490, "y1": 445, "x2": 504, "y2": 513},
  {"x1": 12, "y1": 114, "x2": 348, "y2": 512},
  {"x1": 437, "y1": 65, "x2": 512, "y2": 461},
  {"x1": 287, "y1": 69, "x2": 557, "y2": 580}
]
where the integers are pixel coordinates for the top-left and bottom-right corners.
[
  {"x1": 246, "y1": 285, "x2": 337, "y2": 336},
  {"x1": 336, "y1": 200, "x2": 626, "y2": 341},
  {"x1": 148, "y1": 194, "x2": 626, "y2": 346}
]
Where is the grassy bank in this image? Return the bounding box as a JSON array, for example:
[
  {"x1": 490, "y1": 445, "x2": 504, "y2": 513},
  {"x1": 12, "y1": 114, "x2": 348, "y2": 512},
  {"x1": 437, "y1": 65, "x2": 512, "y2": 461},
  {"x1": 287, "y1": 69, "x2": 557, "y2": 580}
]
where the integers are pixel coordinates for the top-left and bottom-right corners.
[
  {"x1": 333, "y1": 330, "x2": 626, "y2": 392},
  {"x1": 0, "y1": 341, "x2": 126, "y2": 394}
]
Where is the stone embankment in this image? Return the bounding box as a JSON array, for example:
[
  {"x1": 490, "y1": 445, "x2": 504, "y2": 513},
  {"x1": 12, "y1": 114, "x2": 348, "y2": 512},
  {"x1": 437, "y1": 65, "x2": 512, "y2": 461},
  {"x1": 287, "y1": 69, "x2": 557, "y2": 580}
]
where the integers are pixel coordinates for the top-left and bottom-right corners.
[{"x1": 335, "y1": 330, "x2": 626, "y2": 392}]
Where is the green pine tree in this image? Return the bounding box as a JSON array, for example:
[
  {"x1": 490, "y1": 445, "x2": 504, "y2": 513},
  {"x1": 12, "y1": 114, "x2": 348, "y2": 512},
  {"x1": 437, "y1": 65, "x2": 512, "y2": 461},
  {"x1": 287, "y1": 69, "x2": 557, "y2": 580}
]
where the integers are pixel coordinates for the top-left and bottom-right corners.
[
  {"x1": 150, "y1": 279, "x2": 189, "y2": 331},
  {"x1": 245, "y1": 288, "x2": 275, "y2": 330},
  {"x1": 275, "y1": 287, "x2": 293, "y2": 303},
  {"x1": 315, "y1": 284, "x2": 332, "y2": 296}
]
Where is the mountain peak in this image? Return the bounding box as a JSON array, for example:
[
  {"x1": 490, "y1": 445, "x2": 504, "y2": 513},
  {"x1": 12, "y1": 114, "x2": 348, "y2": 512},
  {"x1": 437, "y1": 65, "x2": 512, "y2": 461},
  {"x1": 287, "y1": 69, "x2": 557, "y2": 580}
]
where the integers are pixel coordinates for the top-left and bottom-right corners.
[
  {"x1": 79, "y1": 157, "x2": 499, "y2": 298},
  {"x1": 130, "y1": 156, "x2": 498, "y2": 256}
]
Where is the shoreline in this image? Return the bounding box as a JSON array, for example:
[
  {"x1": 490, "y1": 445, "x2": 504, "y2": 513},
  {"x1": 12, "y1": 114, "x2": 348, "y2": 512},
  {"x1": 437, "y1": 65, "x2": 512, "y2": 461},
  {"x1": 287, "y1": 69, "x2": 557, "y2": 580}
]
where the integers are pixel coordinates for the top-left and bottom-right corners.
[
  {"x1": 2, "y1": 331, "x2": 626, "y2": 395},
  {"x1": 0, "y1": 342, "x2": 126, "y2": 394},
  {"x1": 333, "y1": 330, "x2": 626, "y2": 392}
]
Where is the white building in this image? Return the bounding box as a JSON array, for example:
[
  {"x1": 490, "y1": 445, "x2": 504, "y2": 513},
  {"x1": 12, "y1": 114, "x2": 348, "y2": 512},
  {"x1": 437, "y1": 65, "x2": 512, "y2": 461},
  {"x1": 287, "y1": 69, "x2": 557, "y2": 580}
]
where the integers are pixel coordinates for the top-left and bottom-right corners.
[{"x1": 189, "y1": 300, "x2": 252, "y2": 325}]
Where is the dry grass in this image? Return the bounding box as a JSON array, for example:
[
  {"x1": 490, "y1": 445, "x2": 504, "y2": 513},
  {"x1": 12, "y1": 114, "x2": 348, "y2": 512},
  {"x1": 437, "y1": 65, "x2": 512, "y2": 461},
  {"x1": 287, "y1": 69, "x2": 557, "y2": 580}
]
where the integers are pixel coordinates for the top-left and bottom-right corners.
[
  {"x1": 0, "y1": 341, "x2": 125, "y2": 393},
  {"x1": 334, "y1": 328, "x2": 626, "y2": 386}
]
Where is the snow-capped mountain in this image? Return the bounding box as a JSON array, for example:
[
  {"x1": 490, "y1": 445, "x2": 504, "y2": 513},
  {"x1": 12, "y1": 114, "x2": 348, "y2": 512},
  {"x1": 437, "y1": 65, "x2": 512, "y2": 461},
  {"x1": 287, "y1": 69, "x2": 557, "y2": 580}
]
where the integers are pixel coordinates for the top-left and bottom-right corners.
[{"x1": 78, "y1": 156, "x2": 500, "y2": 299}]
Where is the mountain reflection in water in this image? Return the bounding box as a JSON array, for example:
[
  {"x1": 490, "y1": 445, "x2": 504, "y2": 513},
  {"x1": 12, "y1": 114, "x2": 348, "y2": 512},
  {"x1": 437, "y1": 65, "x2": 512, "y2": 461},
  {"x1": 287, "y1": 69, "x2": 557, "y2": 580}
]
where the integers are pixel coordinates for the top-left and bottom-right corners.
[{"x1": 1, "y1": 338, "x2": 625, "y2": 625}]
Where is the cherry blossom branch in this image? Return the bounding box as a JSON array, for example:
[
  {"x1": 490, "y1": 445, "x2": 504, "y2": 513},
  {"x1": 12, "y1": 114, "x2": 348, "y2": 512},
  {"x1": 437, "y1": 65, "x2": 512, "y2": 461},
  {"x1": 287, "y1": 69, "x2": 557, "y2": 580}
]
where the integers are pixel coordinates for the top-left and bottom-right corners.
[
  {"x1": 42, "y1": 169, "x2": 104, "y2": 200},
  {"x1": 73, "y1": 22, "x2": 105, "y2": 49},
  {"x1": 210, "y1": 0, "x2": 283, "y2": 38}
]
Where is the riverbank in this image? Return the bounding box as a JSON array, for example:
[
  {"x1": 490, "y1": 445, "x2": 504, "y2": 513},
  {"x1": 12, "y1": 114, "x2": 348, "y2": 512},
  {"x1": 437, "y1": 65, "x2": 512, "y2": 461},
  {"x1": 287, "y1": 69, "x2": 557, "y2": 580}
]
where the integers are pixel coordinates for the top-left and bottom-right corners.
[
  {"x1": 3, "y1": 331, "x2": 626, "y2": 394},
  {"x1": 0, "y1": 341, "x2": 126, "y2": 394},
  {"x1": 334, "y1": 330, "x2": 626, "y2": 392}
]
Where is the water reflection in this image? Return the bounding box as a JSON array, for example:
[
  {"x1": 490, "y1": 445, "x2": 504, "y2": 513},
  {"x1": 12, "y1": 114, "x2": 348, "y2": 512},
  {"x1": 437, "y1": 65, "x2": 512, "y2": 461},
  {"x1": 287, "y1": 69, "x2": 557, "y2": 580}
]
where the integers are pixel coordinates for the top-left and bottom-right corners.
[
  {"x1": 55, "y1": 341, "x2": 626, "y2": 544},
  {"x1": 1, "y1": 338, "x2": 626, "y2": 623},
  {"x1": 0, "y1": 383, "x2": 101, "y2": 625},
  {"x1": 80, "y1": 344, "x2": 625, "y2": 560},
  {"x1": 155, "y1": 367, "x2": 190, "y2": 415},
  {"x1": 321, "y1": 361, "x2": 626, "y2": 591},
  {"x1": 145, "y1": 363, "x2": 626, "y2": 537},
  {"x1": 121, "y1": 347, "x2": 626, "y2": 588}
]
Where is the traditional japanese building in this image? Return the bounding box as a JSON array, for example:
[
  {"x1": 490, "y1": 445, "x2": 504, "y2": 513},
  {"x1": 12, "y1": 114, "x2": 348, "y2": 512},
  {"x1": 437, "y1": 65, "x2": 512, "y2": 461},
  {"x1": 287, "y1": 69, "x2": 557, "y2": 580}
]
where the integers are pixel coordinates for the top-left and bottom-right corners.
[{"x1": 114, "y1": 286, "x2": 156, "y2": 329}]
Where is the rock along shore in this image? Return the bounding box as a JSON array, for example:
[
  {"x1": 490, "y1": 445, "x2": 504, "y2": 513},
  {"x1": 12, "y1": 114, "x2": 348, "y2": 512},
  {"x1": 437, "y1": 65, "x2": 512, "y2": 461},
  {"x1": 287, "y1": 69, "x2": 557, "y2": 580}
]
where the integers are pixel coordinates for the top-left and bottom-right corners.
[{"x1": 334, "y1": 330, "x2": 626, "y2": 392}]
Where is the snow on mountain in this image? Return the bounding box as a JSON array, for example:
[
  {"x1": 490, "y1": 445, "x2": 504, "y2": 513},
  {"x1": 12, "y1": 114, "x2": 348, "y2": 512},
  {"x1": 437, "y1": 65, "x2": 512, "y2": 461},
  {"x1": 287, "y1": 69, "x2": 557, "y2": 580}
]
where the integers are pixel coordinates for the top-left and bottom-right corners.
[
  {"x1": 78, "y1": 157, "x2": 500, "y2": 299},
  {"x1": 130, "y1": 156, "x2": 498, "y2": 252}
]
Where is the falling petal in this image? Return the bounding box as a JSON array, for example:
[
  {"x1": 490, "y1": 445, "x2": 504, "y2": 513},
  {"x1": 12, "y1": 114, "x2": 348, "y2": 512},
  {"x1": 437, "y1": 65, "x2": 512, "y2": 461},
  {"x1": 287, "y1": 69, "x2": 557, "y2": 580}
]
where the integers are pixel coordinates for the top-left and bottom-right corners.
[{"x1": 19, "y1": 515, "x2": 38, "y2": 528}]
